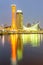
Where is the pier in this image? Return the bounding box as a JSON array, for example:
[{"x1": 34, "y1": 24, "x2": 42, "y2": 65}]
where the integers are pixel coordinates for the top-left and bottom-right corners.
[{"x1": 0, "y1": 30, "x2": 43, "y2": 35}]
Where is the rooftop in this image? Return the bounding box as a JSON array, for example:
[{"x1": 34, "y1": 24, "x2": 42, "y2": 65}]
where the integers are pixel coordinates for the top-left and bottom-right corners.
[
  {"x1": 11, "y1": 4, "x2": 16, "y2": 7},
  {"x1": 17, "y1": 10, "x2": 22, "y2": 13}
]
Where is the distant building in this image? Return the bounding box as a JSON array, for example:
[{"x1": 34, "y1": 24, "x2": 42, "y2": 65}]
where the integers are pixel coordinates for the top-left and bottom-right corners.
[
  {"x1": 23, "y1": 23, "x2": 40, "y2": 31},
  {"x1": 27, "y1": 23, "x2": 31, "y2": 27},
  {"x1": 0, "y1": 26, "x2": 3, "y2": 30},
  {"x1": 16, "y1": 10, "x2": 23, "y2": 29}
]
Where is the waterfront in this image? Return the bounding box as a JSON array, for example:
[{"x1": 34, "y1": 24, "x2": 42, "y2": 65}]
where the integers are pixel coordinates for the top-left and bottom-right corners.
[{"x1": 0, "y1": 34, "x2": 43, "y2": 65}]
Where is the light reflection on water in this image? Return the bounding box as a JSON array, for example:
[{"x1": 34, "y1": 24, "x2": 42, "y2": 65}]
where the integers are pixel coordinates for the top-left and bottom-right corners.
[
  {"x1": 2, "y1": 35, "x2": 5, "y2": 46},
  {"x1": 10, "y1": 34, "x2": 18, "y2": 65},
  {"x1": 0, "y1": 34, "x2": 43, "y2": 65}
]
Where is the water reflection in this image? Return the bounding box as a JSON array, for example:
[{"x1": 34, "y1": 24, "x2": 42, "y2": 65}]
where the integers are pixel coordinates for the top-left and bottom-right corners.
[
  {"x1": 10, "y1": 34, "x2": 23, "y2": 65},
  {"x1": 22, "y1": 34, "x2": 41, "y2": 47},
  {"x1": 17, "y1": 34, "x2": 23, "y2": 61},
  {"x1": 2, "y1": 35, "x2": 5, "y2": 46},
  {"x1": 0, "y1": 34, "x2": 43, "y2": 65},
  {"x1": 10, "y1": 34, "x2": 18, "y2": 65},
  {"x1": 9, "y1": 34, "x2": 43, "y2": 65}
]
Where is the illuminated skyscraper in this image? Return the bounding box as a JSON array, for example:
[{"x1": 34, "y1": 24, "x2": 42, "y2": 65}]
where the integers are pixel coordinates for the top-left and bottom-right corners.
[
  {"x1": 11, "y1": 4, "x2": 17, "y2": 30},
  {"x1": 16, "y1": 10, "x2": 23, "y2": 60},
  {"x1": 16, "y1": 10, "x2": 23, "y2": 29}
]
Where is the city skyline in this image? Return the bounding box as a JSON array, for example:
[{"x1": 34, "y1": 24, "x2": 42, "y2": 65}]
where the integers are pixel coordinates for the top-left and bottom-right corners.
[{"x1": 0, "y1": 0, "x2": 43, "y2": 28}]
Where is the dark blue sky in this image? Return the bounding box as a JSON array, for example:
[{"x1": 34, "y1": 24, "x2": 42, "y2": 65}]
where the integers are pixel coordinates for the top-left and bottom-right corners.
[{"x1": 0, "y1": 0, "x2": 43, "y2": 28}]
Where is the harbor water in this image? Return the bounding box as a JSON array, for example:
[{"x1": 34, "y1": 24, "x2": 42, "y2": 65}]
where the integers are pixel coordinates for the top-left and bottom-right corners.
[{"x1": 0, "y1": 34, "x2": 43, "y2": 65}]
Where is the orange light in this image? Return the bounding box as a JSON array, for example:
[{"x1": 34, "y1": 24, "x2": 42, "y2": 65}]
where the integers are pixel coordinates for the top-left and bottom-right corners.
[
  {"x1": 11, "y1": 4, "x2": 17, "y2": 30},
  {"x1": 10, "y1": 34, "x2": 18, "y2": 61}
]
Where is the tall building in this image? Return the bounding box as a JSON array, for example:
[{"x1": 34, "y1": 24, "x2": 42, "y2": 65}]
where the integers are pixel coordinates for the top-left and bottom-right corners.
[
  {"x1": 11, "y1": 4, "x2": 17, "y2": 30},
  {"x1": 16, "y1": 10, "x2": 23, "y2": 29},
  {"x1": 16, "y1": 10, "x2": 23, "y2": 60}
]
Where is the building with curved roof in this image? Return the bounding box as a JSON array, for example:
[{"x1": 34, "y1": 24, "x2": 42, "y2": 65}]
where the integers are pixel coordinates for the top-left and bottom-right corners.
[{"x1": 23, "y1": 23, "x2": 40, "y2": 31}]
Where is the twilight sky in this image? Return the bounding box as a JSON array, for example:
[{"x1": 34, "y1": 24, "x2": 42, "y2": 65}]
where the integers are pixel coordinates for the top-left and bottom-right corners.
[{"x1": 0, "y1": 0, "x2": 43, "y2": 28}]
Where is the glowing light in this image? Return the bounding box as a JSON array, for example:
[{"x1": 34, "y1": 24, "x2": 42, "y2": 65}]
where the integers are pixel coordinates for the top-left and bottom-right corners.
[
  {"x1": 22, "y1": 34, "x2": 40, "y2": 47},
  {"x1": 2, "y1": 35, "x2": 5, "y2": 46},
  {"x1": 10, "y1": 34, "x2": 23, "y2": 64},
  {"x1": 11, "y1": 4, "x2": 17, "y2": 30},
  {"x1": 17, "y1": 10, "x2": 22, "y2": 13},
  {"x1": 23, "y1": 23, "x2": 39, "y2": 31},
  {"x1": 10, "y1": 34, "x2": 18, "y2": 61},
  {"x1": 17, "y1": 34, "x2": 23, "y2": 60},
  {"x1": 30, "y1": 34, "x2": 40, "y2": 46},
  {"x1": 22, "y1": 34, "x2": 31, "y2": 44},
  {"x1": 17, "y1": 49, "x2": 23, "y2": 60}
]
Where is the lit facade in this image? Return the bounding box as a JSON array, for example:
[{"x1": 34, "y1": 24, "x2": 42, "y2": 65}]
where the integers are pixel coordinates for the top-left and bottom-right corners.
[
  {"x1": 11, "y1": 4, "x2": 17, "y2": 30},
  {"x1": 16, "y1": 10, "x2": 23, "y2": 29},
  {"x1": 23, "y1": 23, "x2": 39, "y2": 31},
  {"x1": 16, "y1": 10, "x2": 23, "y2": 60}
]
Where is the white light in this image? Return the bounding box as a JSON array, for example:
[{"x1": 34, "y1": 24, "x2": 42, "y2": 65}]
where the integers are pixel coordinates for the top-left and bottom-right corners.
[{"x1": 17, "y1": 10, "x2": 22, "y2": 13}]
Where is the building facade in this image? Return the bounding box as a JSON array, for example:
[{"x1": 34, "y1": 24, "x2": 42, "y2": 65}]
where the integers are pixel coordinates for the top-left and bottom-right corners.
[
  {"x1": 16, "y1": 10, "x2": 23, "y2": 29},
  {"x1": 11, "y1": 4, "x2": 17, "y2": 30}
]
